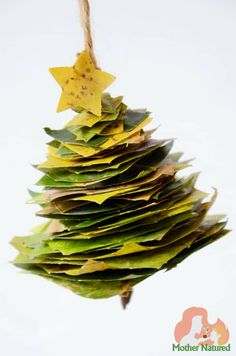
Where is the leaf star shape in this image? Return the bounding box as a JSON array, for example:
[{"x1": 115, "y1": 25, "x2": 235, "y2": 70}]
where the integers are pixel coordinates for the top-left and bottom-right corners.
[{"x1": 49, "y1": 50, "x2": 115, "y2": 116}]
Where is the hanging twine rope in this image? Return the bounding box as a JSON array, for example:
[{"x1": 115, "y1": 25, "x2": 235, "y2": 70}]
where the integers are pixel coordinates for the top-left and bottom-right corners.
[
  {"x1": 79, "y1": 0, "x2": 98, "y2": 67},
  {"x1": 79, "y1": 0, "x2": 132, "y2": 308}
]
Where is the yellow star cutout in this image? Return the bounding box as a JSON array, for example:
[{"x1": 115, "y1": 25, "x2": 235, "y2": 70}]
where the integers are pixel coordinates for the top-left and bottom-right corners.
[{"x1": 49, "y1": 50, "x2": 115, "y2": 116}]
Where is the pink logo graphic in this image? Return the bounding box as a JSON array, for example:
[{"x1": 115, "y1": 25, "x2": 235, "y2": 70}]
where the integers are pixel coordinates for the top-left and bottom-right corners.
[{"x1": 174, "y1": 307, "x2": 229, "y2": 346}]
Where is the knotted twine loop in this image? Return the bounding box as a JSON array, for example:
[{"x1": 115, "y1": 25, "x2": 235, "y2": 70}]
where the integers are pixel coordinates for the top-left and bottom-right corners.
[{"x1": 79, "y1": 0, "x2": 98, "y2": 68}]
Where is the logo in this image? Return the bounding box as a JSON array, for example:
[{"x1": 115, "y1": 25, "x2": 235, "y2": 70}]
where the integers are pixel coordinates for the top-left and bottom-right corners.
[{"x1": 172, "y1": 307, "x2": 230, "y2": 352}]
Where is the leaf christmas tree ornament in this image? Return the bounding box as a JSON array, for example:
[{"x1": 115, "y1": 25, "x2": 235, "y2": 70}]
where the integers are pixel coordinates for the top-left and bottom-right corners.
[{"x1": 11, "y1": 0, "x2": 230, "y2": 308}]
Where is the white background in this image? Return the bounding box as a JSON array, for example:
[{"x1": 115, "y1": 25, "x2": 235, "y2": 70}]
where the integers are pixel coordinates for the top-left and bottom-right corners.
[{"x1": 0, "y1": 0, "x2": 235, "y2": 355}]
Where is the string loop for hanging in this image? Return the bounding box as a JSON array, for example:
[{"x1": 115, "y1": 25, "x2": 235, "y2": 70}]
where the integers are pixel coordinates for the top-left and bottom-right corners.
[{"x1": 79, "y1": 0, "x2": 97, "y2": 67}]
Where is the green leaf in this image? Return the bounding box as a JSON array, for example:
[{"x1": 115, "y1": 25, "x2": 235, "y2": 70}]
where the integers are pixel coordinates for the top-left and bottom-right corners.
[{"x1": 123, "y1": 109, "x2": 150, "y2": 131}]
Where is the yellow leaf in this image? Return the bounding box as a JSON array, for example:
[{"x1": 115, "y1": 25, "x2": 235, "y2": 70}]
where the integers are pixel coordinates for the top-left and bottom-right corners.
[
  {"x1": 121, "y1": 130, "x2": 145, "y2": 144},
  {"x1": 49, "y1": 260, "x2": 113, "y2": 276},
  {"x1": 63, "y1": 143, "x2": 99, "y2": 157},
  {"x1": 65, "y1": 111, "x2": 106, "y2": 128},
  {"x1": 96, "y1": 242, "x2": 156, "y2": 259},
  {"x1": 73, "y1": 186, "x2": 137, "y2": 205},
  {"x1": 77, "y1": 154, "x2": 123, "y2": 166},
  {"x1": 101, "y1": 117, "x2": 152, "y2": 149},
  {"x1": 38, "y1": 155, "x2": 82, "y2": 169},
  {"x1": 49, "y1": 50, "x2": 115, "y2": 116}
]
